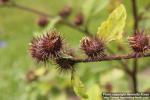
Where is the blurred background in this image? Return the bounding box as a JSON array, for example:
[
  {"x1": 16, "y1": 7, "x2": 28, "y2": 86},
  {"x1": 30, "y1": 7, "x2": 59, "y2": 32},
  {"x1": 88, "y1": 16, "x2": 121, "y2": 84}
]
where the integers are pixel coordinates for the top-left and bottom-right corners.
[{"x1": 0, "y1": 0, "x2": 150, "y2": 100}]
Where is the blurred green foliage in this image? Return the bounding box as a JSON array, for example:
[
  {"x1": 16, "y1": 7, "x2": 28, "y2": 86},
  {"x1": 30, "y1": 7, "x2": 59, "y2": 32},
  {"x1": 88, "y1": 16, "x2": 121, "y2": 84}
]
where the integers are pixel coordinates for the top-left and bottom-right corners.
[{"x1": 0, "y1": 0, "x2": 150, "y2": 100}]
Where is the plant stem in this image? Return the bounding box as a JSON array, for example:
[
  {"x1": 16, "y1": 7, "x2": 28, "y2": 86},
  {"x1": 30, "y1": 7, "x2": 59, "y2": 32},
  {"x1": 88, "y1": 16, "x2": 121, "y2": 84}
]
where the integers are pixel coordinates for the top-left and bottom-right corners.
[
  {"x1": 132, "y1": 58, "x2": 138, "y2": 92},
  {"x1": 131, "y1": 0, "x2": 138, "y2": 32},
  {"x1": 131, "y1": 0, "x2": 139, "y2": 92},
  {"x1": 66, "y1": 53, "x2": 150, "y2": 64}
]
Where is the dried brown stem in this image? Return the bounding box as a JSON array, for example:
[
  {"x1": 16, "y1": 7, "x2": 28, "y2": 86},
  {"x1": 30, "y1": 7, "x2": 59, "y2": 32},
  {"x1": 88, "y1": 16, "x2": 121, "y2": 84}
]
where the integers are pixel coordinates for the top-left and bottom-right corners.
[{"x1": 68, "y1": 53, "x2": 150, "y2": 63}]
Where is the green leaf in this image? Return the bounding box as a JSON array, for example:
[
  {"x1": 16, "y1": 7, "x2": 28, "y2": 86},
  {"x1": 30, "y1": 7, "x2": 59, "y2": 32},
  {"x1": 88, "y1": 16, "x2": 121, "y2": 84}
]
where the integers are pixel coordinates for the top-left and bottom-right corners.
[
  {"x1": 71, "y1": 73, "x2": 88, "y2": 99},
  {"x1": 93, "y1": 0, "x2": 110, "y2": 16},
  {"x1": 97, "y1": 4, "x2": 126, "y2": 43},
  {"x1": 82, "y1": 0, "x2": 96, "y2": 21},
  {"x1": 82, "y1": 0, "x2": 109, "y2": 21},
  {"x1": 83, "y1": 84, "x2": 102, "y2": 100}
]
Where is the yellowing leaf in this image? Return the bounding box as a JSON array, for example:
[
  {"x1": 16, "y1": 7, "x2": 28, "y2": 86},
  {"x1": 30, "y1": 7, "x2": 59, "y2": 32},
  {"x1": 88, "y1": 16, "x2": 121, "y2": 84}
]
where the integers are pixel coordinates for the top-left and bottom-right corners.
[
  {"x1": 97, "y1": 4, "x2": 126, "y2": 43},
  {"x1": 71, "y1": 73, "x2": 88, "y2": 99}
]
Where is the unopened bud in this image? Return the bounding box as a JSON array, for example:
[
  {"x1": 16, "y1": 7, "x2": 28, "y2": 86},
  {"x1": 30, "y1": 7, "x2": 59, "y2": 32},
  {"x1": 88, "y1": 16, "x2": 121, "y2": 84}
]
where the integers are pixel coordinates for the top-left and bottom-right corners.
[
  {"x1": 74, "y1": 12, "x2": 84, "y2": 26},
  {"x1": 26, "y1": 70, "x2": 38, "y2": 83},
  {"x1": 59, "y1": 5, "x2": 72, "y2": 18},
  {"x1": 37, "y1": 17, "x2": 49, "y2": 27}
]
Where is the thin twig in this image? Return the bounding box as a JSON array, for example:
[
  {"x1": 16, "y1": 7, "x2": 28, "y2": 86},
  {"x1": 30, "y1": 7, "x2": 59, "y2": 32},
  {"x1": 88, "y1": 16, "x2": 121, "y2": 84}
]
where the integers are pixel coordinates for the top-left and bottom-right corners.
[
  {"x1": 0, "y1": 3, "x2": 53, "y2": 18},
  {"x1": 132, "y1": 58, "x2": 138, "y2": 92},
  {"x1": 69, "y1": 53, "x2": 150, "y2": 63},
  {"x1": 131, "y1": 0, "x2": 139, "y2": 93},
  {"x1": 131, "y1": 0, "x2": 138, "y2": 32}
]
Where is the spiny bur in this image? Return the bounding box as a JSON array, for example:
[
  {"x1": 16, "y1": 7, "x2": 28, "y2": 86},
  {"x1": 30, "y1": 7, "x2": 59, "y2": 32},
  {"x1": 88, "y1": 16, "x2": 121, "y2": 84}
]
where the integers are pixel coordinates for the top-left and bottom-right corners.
[
  {"x1": 80, "y1": 36, "x2": 105, "y2": 59},
  {"x1": 56, "y1": 58, "x2": 76, "y2": 73},
  {"x1": 128, "y1": 30, "x2": 150, "y2": 53},
  {"x1": 29, "y1": 30, "x2": 63, "y2": 62}
]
